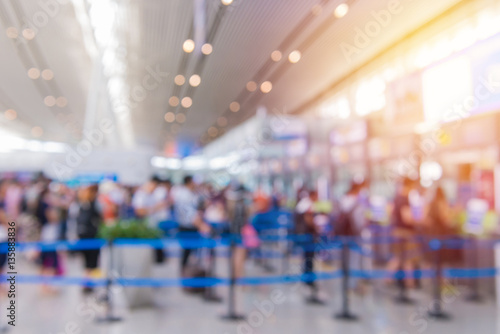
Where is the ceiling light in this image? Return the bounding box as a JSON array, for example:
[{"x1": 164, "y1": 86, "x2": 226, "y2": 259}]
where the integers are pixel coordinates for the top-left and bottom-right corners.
[
  {"x1": 183, "y1": 39, "x2": 195, "y2": 53},
  {"x1": 288, "y1": 50, "x2": 301, "y2": 63},
  {"x1": 221, "y1": 0, "x2": 233, "y2": 5},
  {"x1": 176, "y1": 113, "x2": 186, "y2": 123},
  {"x1": 201, "y1": 43, "x2": 213, "y2": 55},
  {"x1": 174, "y1": 74, "x2": 185, "y2": 85},
  {"x1": 169, "y1": 96, "x2": 179, "y2": 107},
  {"x1": 6, "y1": 27, "x2": 18, "y2": 39},
  {"x1": 164, "y1": 112, "x2": 175, "y2": 123},
  {"x1": 271, "y1": 50, "x2": 282, "y2": 62},
  {"x1": 246, "y1": 81, "x2": 257, "y2": 92},
  {"x1": 56, "y1": 97, "x2": 67, "y2": 107},
  {"x1": 4, "y1": 109, "x2": 17, "y2": 121},
  {"x1": 31, "y1": 126, "x2": 43, "y2": 138},
  {"x1": 208, "y1": 126, "x2": 218, "y2": 137},
  {"x1": 260, "y1": 81, "x2": 273, "y2": 93},
  {"x1": 189, "y1": 74, "x2": 201, "y2": 87},
  {"x1": 44, "y1": 96, "x2": 56, "y2": 107},
  {"x1": 217, "y1": 117, "x2": 227, "y2": 127},
  {"x1": 229, "y1": 101, "x2": 240, "y2": 112},
  {"x1": 22, "y1": 28, "x2": 35, "y2": 40},
  {"x1": 41, "y1": 69, "x2": 54, "y2": 80},
  {"x1": 181, "y1": 97, "x2": 192, "y2": 108},
  {"x1": 28, "y1": 68, "x2": 40, "y2": 79},
  {"x1": 334, "y1": 3, "x2": 349, "y2": 18}
]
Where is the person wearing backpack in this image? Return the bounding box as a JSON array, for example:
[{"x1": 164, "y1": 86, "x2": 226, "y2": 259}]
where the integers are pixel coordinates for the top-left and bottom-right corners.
[
  {"x1": 335, "y1": 182, "x2": 366, "y2": 293},
  {"x1": 295, "y1": 190, "x2": 324, "y2": 303},
  {"x1": 76, "y1": 184, "x2": 102, "y2": 294}
]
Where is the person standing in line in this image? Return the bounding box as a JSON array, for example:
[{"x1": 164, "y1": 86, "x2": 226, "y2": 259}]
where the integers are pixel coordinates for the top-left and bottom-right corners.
[
  {"x1": 295, "y1": 190, "x2": 323, "y2": 302},
  {"x1": 0, "y1": 181, "x2": 10, "y2": 289},
  {"x1": 337, "y1": 182, "x2": 366, "y2": 293},
  {"x1": 174, "y1": 176, "x2": 211, "y2": 273},
  {"x1": 132, "y1": 176, "x2": 160, "y2": 221},
  {"x1": 387, "y1": 177, "x2": 420, "y2": 288},
  {"x1": 152, "y1": 178, "x2": 173, "y2": 227},
  {"x1": 39, "y1": 207, "x2": 63, "y2": 294},
  {"x1": 424, "y1": 186, "x2": 459, "y2": 266},
  {"x1": 76, "y1": 185, "x2": 102, "y2": 294},
  {"x1": 132, "y1": 176, "x2": 169, "y2": 263},
  {"x1": 226, "y1": 183, "x2": 252, "y2": 279},
  {"x1": 4, "y1": 179, "x2": 22, "y2": 222}
]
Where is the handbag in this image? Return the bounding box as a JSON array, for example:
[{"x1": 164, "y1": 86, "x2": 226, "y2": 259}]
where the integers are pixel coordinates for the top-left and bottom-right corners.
[{"x1": 242, "y1": 224, "x2": 260, "y2": 249}]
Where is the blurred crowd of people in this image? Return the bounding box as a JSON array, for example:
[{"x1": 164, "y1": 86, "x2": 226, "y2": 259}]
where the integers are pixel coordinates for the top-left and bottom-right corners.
[{"x1": 0, "y1": 173, "x2": 475, "y2": 297}]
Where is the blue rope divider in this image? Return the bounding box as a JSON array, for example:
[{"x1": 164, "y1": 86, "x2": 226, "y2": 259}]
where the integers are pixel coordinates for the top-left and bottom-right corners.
[
  {"x1": 1, "y1": 235, "x2": 499, "y2": 253},
  {"x1": 2, "y1": 268, "x2": 497, "y2": 288}
]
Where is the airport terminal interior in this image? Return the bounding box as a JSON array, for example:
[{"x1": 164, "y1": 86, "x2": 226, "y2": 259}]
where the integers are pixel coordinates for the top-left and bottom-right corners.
[{"x1": 1, "y1": 0, "x2": 500, "y2": 333}]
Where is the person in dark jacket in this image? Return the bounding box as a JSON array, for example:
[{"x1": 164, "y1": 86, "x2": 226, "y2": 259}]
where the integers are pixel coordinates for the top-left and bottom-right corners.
[
  {"x1": 76, "y1": 184, "x2": 102, "y2": 293},
  {"x1": 295, "y1": 190, "x2": 323, "y2": 303}
]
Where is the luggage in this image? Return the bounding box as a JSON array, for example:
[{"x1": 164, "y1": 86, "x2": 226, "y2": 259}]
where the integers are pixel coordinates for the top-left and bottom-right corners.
[
  {"x1": 182, "y1": 265, "x2": 207, "y2": 294},
  {"x1": 181, "y1": 248, "x2": 208, "y2": 294}
]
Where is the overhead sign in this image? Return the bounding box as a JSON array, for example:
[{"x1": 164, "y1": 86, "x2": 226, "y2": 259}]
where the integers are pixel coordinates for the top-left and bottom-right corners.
[
  {"x1": 386, "y1": 71, "x2": 424, "y2": 124},
  {"x1": 269, "y1": 117, "x2": 307, "y2": 141},
  {"x1": 330, "y1": 121, "x2": 367, "y2": 146},
  {"x1": 66, "y1": 173, "x2": 118, "y2": 188}
]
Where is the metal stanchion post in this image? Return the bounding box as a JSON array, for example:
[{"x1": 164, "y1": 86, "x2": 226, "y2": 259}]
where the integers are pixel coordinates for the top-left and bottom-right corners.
[
  {"x1": 465, "y1": 236, "x2": 483, "y2": 302},
  {"x1": 221, "y1": 237, "x2": 245, "y2": 321},
  {"x1": 281, "y1": 227, "x2": 290, "y2": 276},
  {"x1": 204, "y1": 233, "x2": 222, "y2": 303},
  {"x1": 96, "y1": 240, "x2": 122, "y2": 323},
  {"x1": 334, "y1": 238, "x2": 358, "y2": 321},
  {"x1": 394, "y1": 236, "x2": 415, "y2": 305},
  {"x1": 428, "y1": 239, "x2": 451, "y2": 319}
]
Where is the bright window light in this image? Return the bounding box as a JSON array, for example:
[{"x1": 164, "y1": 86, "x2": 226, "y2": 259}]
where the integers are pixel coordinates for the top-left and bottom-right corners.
[
  {"x1": 355, "y1": 77, "x2": 386, "y2": 116},
  {"x1": 183, "y1": 156, "x2": 207, "y2": 170},
  {"x1": 151, "y1": 157, "x2": 182, "y2": 170}
]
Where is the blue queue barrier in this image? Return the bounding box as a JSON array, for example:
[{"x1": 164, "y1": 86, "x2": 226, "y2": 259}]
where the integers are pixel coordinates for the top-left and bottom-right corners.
[
  {"x1": 2, "y1": 234, "x2": 499, "y2": 253},
  {"x1": 4, "y1": 267, "x2": 498, "y2": 288},
  {"x1": 5, "y1": 235, "x2": 500, "y2": 324}
]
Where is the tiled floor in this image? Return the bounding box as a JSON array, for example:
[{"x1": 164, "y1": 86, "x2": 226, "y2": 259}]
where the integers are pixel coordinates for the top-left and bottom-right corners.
[{"x1": 5, "y1": 250, "x2": 500, "y2": 334}]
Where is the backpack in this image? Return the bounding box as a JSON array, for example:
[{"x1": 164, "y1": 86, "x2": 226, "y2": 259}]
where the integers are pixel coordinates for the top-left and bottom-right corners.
[
  {"x1": 76, "y1": 201, "x2": 101, "y2": 239},
  {"x1": 334, "y1": 205, "x2": 358, "y2": 237}
]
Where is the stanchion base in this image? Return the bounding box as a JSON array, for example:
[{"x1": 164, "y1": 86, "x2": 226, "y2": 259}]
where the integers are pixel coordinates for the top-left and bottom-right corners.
[
  {"x1": 305, "y1": 296, "x2": 326, "y2": 305},
  {"x1": 394, "y1": 295, "x2": 415, "y2": 305},
  {"x1": 465, "y1": 294, "x2": 483, "y2": 303},
  {"x1": 220, "y1": 313, "x2": 246, "y2": 321},
  {"x1": 95, "y1": 315, "x2": 123, "y2": 323},
  {"x1": 334, "y1": 312, "x2": 359, "y2": 321},
  {"x1": 427, "y1": 310, "x2": 451, "y2": 320},
  {"x1": 203, "y1": 293, "x2": 223, "y2": 303},
  {"x1": 262, "y1": 264, "x2": 275, "y2": 273}
]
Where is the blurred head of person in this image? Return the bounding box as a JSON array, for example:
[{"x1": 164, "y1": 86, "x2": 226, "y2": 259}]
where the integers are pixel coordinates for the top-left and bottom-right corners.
[
  {"x1": 78, "y1": 184, "x2": 99, "y2": 203},
  {"x1": 400, "y1": 177, "x2": 415, "y2": 196},
  {"x1": 347, "y1": 181, "x2": 361, "y2": 196},
  {"x1": 434, "y1": 186, "x2": 446, "y2": 202},
  {"x1": 145, "y1": 176, "x2": 161, "y2": 194},
  {"x1": 183, "y1": 175, "x2": 195, "y2": 191},
  {"x1": 309, "y1": 190, "x2": 318, "y2": 202},
  {"x1": 46, "y1": 207, "x2": 60, "y2": 224},
  {"x1": 161, "y1": 179, "x2": 172, "y2": 190}
]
